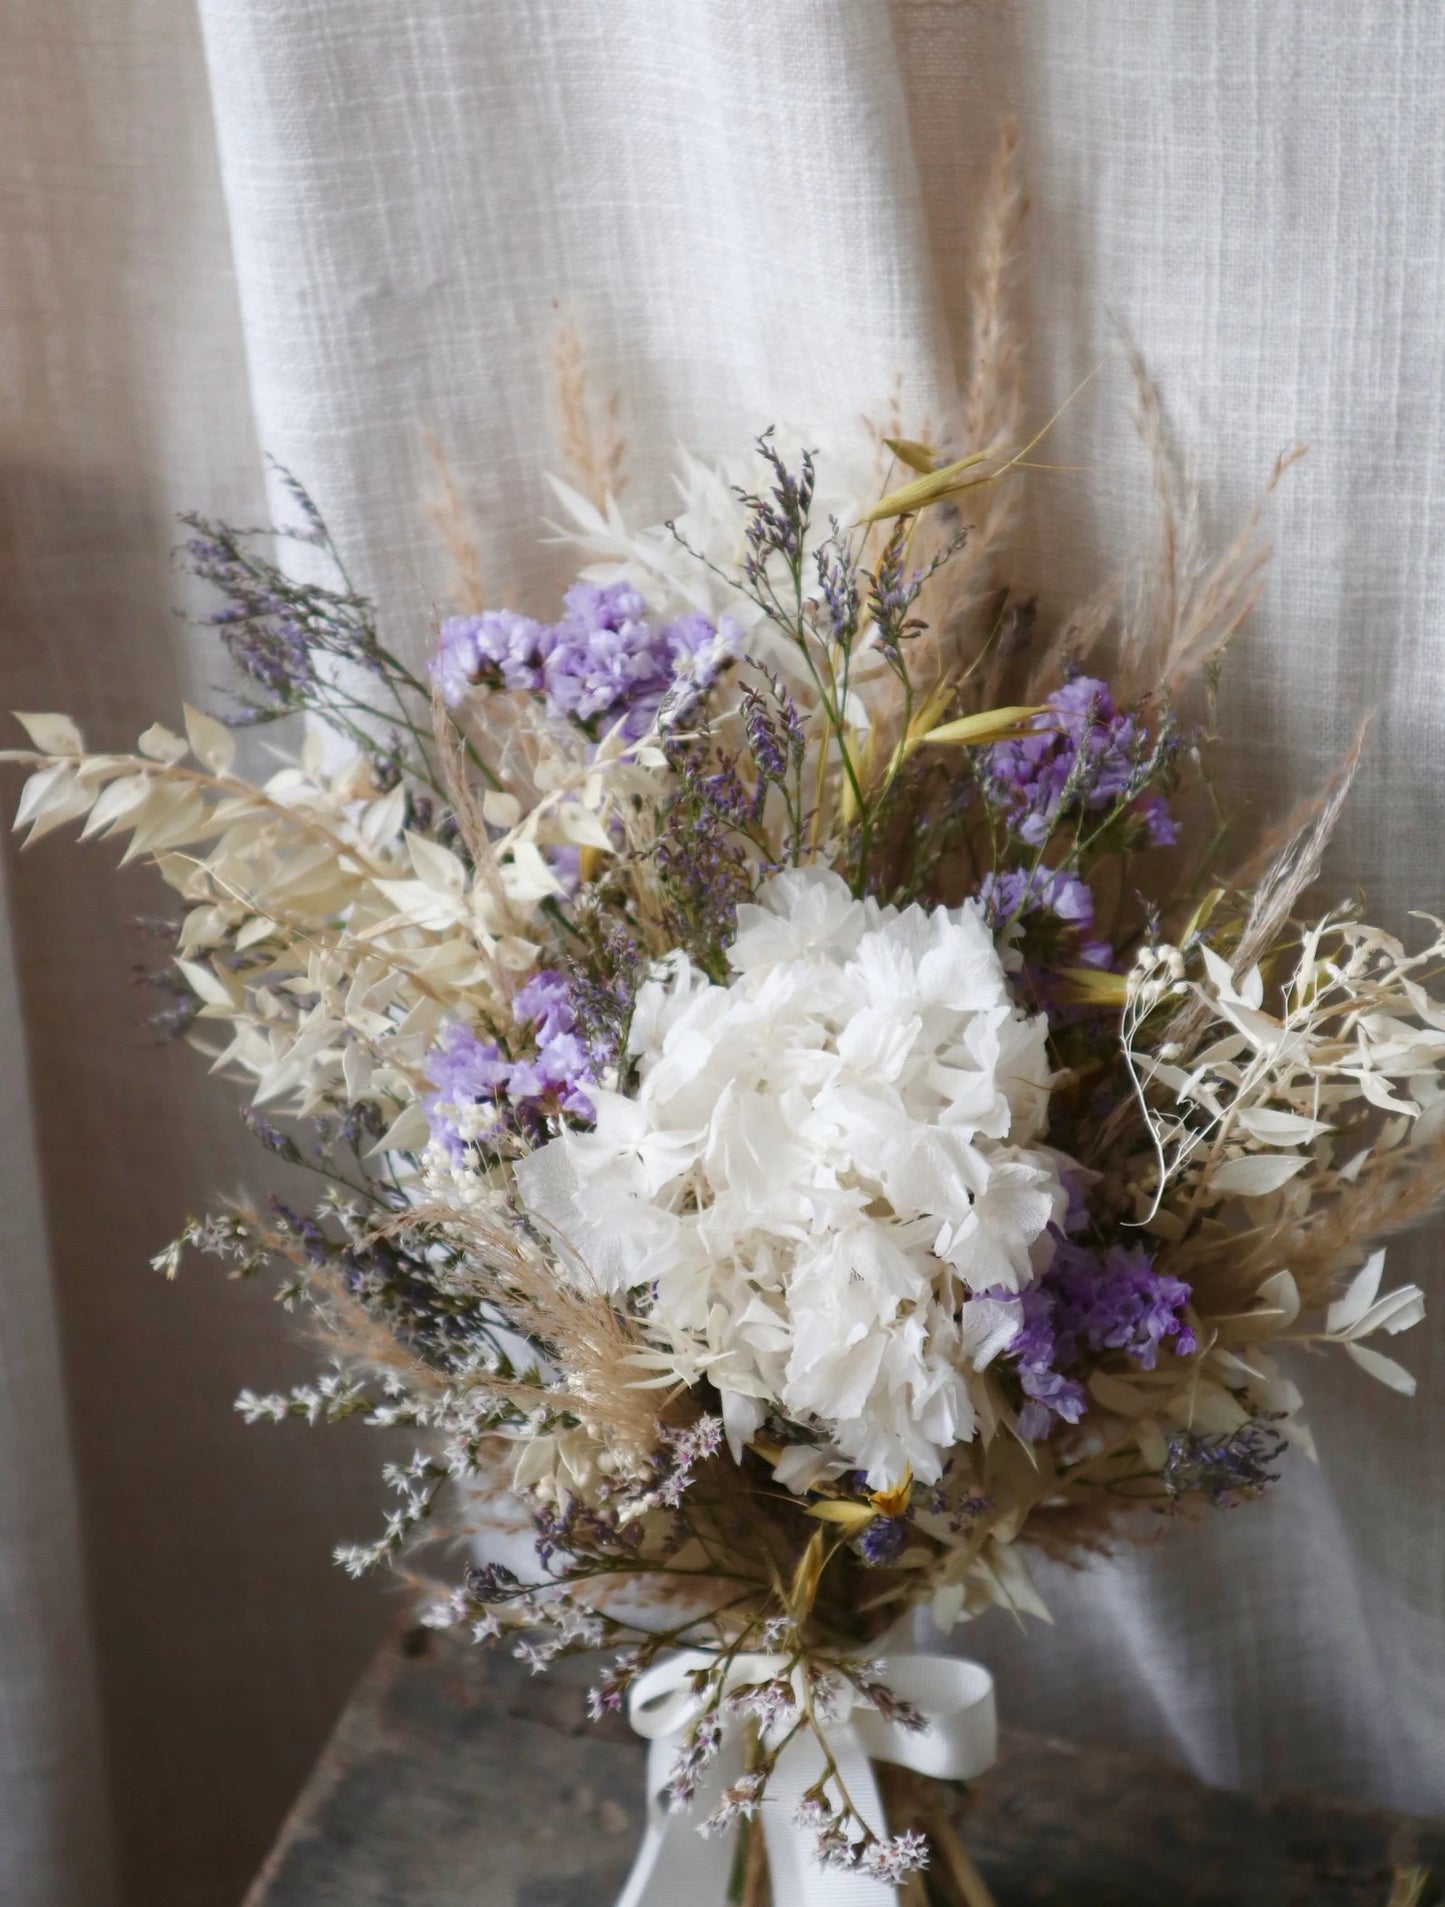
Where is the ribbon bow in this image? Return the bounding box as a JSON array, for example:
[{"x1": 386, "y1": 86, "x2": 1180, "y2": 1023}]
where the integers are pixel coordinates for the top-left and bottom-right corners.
[{"x1": 614, "y1": 1649, "x2": 997, "y2": 1906}]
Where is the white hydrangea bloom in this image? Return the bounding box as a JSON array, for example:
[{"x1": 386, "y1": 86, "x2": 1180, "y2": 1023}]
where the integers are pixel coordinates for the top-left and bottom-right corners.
[{"x1": 515, "y1": 868, "x2": 1064, "y2": 1485}]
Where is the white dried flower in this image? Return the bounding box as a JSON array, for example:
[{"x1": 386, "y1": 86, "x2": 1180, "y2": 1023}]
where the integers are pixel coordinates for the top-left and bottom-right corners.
[{"x1": 516, "y1": 868, "x2": 1064, "y2": 1484}]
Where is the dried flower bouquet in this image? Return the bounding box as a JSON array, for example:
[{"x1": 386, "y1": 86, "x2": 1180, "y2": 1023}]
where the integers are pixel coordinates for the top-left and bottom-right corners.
[{"x1": 8, "y1": 133, "x2": 1443, "y2": 1903}]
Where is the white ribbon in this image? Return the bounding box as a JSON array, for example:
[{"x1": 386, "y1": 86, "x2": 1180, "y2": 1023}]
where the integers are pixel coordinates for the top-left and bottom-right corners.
[{"x1": 614, "y1": 1650, "x2": 997, "y2": 1906}]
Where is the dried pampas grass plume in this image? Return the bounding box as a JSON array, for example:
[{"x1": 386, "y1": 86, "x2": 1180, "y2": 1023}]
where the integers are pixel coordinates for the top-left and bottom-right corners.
[
  {"x1": 425, "y1": 431, "x2": 487, "y2": 614},
  {"x1": 1116, "y1": 355, "x2": 1306, "y2": 702},
  {"x1": 1230, "y1": 713, "x2": 1370, "y2": 976},
  {"x1": 401, "y1": 1198, "x2": 664, "y2": 1462},
  {"x1": 956, "y1": 119, "x2": 1027, "y2": 555},
  {"x1": 553, "y1": 314, "x2": 626, "y2": 511}
]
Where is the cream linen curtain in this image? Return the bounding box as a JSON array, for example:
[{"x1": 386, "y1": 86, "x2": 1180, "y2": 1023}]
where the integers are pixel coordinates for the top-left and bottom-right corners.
[{"x1": 4, "y1": 4, "x2": 1444, "y2": 1903}]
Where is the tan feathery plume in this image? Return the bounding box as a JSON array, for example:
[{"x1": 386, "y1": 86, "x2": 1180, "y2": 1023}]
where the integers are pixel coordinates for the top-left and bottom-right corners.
[
  {"x1": 553, "y1": 314, "x2": 626, "y2": 511},
  {"x1": 401, "y1": 1197, "x2": 665, "y2": 1460},
  {"x1": 1115, "y1": 355, "x2": 1306, "y2": 701},
  {"x1": 959, "y1": 121, "x2": 1026, "y2": 510},
  {"x1": 949, "y1": 118, "x2": 1029, "y2": 696},
  {"x1": 1229, "y1": 714, "x2": 1370, "y2": 978},
  {"x1": 425, "y1": 431, "x2": 487, "y2": 613}
]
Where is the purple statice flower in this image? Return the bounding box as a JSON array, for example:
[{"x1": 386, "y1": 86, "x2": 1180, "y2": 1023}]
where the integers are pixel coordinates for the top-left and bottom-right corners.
[
  {"x1": 984, "y1": 673, "x2": 1174, "y2": 848},
  {"x1": 979, "y1": 864, "x2": 1114, "y2": 970},
  {"x1": 999, "y1": 1282, "x2": 1058, "y2": 1371},
  {"x1": 512, "y1": 969, "x2": 603, "y2": 1121},
  {"x1": 1162, "y1": 1423, "x2": 1286, "y2": 1508},
  {"x1": 546, "y1": 582, "x2": 738, "y2": 739},
  {"x1": 422, "y1": 978, "x2": 609, "y2": 1159},
  {"x1": 858, "y1": 1516, "x2": 910, "y2": 1567},
  {"x1": 1017, "y1": 1369, "x2": 1088, "y2": 1442},
  {"x1": 506, "y1": 1033, "x2": 597, "y2": 1121},
  {"x1": 979, "y1": 864, "x2": 1110, "y2": 964},
  {"x1": 431, "y1": 617, "x2": 482, "y2": 706},
  {"x1": 1137, "y1": 794, "x2": 1179, "y2": 847},
  {"x1": 995, "y1": 1234, "x2": 1196, "y2": 1440},
  {"x1": 429, "y1": 579, "x2": 738, "y2": 735},
  {"x1": 980, "y1": 864, "x2": 1093, "y2": 929},
  {"x1": 422, "y1": 1023, "x2": 509, "y2": 1159},
  {"x1": 512, "y1": 969, "x2": 578, "y2": 1044},
  {"x1": 431, "y1": 609, "x2": 555, "y2": 706},
  {"x1": 1055, "y1": 1239, "x2": 1199, "y2": 1370}
]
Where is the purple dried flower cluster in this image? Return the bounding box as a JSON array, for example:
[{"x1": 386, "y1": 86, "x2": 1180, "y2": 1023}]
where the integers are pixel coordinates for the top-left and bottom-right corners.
[
  {"x1": 533, "y1": 1496, "x2": 642, "y2": 1571},
  {"x1": 701, "y1": 1770, "x2": 765, "y2": 1837},
  {"x1": 850, "y1": 1664, "x2": 929, "y2": 1734},
  {"x1": 179, "y1": 482, "x2": 417, "y2": 760},
  {"x1": 183, "y1": 524, "x2": 318, "y2": 710},
  {"x1": 433, "y1": 579, "x2": 739, "y2": 738},
  {"x1": 1162, "y1": 1423, "x2": 1286, "y2": 1508},
  {"x1": 1000, "y1": 1234, "x2": 1197, "y2": 1440},
  {"x1": 666, "y1": 1711, "x2": 725, "y2": 1812},
  {"x1": 652, "y1": 1416, "x2": 725, "y2": 1508},
  {"x1": 858, "y1": 1515, "x2": 910, "y2": 1567},
  {"x1": 736, "y1": 435, "x2": 815, "y2": 579},
  {"x1": 422, "y1": 971, "x2": 607, "y2": 1160},
  {"x1": 725, "y1": 1675, "x2": 798, "y2": 1734},
  {"x1": 421, "y1": 1024, "x2": 508, "y2": 1160},
  {"x1": 983, "y1": 673, "x2": 1175, "y2": 848},
  {"x1": 585, "y1": 1649, "x2": 642, "y2": 1722},
  {"x1": 655, "y1": 741, "x2": 764, "y2": 972},
  {"x1": 740, "y1": 670, "x2": 805, "y2": 784},
  {"x1": 979, "y1": 864, "x2": 1112, "y2": 967},
  {"x1": 808, "y1": 1817, "x2": 929, "y2": 1881}
]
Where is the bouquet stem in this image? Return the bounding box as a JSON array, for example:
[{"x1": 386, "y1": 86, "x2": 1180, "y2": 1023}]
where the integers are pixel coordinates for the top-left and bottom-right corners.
[
  {"x1": 736, "y1": 1817, "x2": 770, "y2": 1907},
  {"x1": 879, "y1": 1766, "x2": 999, "y2": 1907},
  {"x1": 924, "y1": 1808, "x2": 998, "y2": 1907}
]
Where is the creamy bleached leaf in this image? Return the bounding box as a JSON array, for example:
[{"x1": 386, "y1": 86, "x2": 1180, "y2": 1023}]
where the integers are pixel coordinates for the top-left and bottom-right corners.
[
  {"x1": 13, "y1": 711, "x2": 84, "y2": 755},
  {"x1": 371, "y1": 1100, "x2": 431, "y2": 1157},
  {"x1": 1255, "y1": 1268, "x2": 1301, "y2": 1331},
  {"x1": 14, "y1": 764, "x2": 72, "y2": 833},
  {"x1": 79, "y1": 772, "x2": 151, "y2": 839},
  {"x1": 501, "y1": 838, "x2": 565, "y2": 905},
  {"x1": 1325, "y1": 1249, "x2": 1387, "y2": 1335},
  {"x1": 19, "y1": 770, "x2": 98, "y2": 843},
  {"x1": 183, "y1": 705, "x2": 236, "y2": 776},
  {"x1": 1209, "y1": 1153, "x2": 1309, "y2": 1196},
  {"x1": 1235, "y1": 1108, "x2": 1332, "y2": 1146},
  {"x1": 1342, "y1": 1340, "x2": 1417, "y2": 1395},
  {"x1": 1326, "y1": 1251, "x2": 1426, "y2": 1342},
  {"x1": 553, "y1": 802, "x2": 615, "y2": 850},
  {"x1": 406, "y1": 831, "x2": 467, "y2": 896},
  {"x1": 482, "y1": 789, "x2": 521, "y2": 828}
]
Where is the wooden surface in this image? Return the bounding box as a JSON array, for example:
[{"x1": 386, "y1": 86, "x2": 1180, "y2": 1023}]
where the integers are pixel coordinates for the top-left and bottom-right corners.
[{"x1": 245, "y1": 1625, "x2": 1445, "y2": 1907}]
